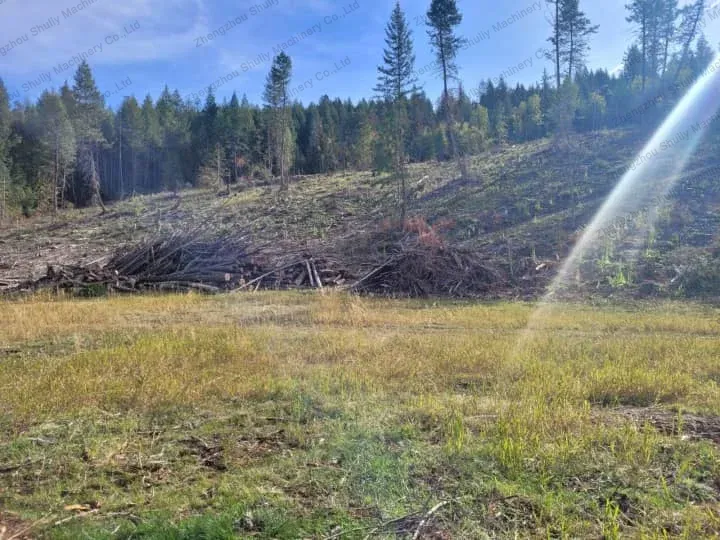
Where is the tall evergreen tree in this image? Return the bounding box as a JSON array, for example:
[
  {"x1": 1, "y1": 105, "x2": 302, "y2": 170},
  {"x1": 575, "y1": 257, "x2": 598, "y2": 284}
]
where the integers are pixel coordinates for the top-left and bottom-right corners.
[
  {"x1": 626, "y1": 0, "x2": 651, "y2": 89},
  {"x1": 693, "y1": 34, "x2": 715, "y2": 72},
  {"x1": 674, "y1": 0, "x2": 705, "y2": 82},
  {"x1": 546, "y1": 0, "x2": 565, "y2": 89},
  {"x1": 560, "y1": 0, "x2": 599, "y2": 80},
  {"x1": 37, "y1": 92, "x2": 76, "y2": 212},
  {"x1": 140, "y1": 95, "x2": 161, "y2": 192},
  {"x1": 264, "y1": 52, "x2": 293, "y2": 187},
  {"x1": 426, "y1": 0, "x2": 466, "y2": 177},
  {"x1": 118, "y1": 96, "x2": 143, "y2": 197},
  {"x1": 375, "y1": 0, "x2": 418, "y2": 220},
  {"x1": 71, "y1": 61, "x2": 107, "y2": 210},
  {"x1": 375, "y1": 2, "x2": 418, "y2": 100},
  {"x1": 547, "y1": 0, "x2": 598, "y2": 84},
  {"x1": 157, "y1": 87, "x2": 189, "y2": 192},
  {"x1": 0, "y1": 78, "x2": 11, "y2": 220},
  {"x1": 623, "y1": 44, "x2": 645, "y2": 80},
  {"x1": 225, "y1": 92, "x2": 245, "y2": 187},
  {"x1": 659, "y1": 0, "x2": 679, "y2": 76}
]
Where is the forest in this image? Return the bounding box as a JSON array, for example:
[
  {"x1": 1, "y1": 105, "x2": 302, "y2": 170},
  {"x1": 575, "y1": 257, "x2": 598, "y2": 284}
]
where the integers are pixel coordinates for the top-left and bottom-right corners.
[{"x1": 0, "y1": 0, "x2": 716, "y2": 218}]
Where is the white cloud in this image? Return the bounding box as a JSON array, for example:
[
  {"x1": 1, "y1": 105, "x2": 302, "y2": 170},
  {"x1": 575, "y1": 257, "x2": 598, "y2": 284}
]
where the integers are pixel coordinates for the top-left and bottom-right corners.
[{"x1": 0, "y1": 0, "x2": 208, "y2": 75}]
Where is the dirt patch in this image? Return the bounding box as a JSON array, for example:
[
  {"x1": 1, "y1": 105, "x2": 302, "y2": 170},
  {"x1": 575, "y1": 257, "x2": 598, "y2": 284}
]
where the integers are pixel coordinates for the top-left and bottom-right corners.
[
  {"x1": 180, "y1": 435, "x2": 227, "y2": 471},
  {"x1": 484, "y1": 494, "x2": 541, "y2": 532},
  {"x1": 0, "y1": 513, "x2": 34, "y2": 539},
  {"x1": 605, "y1": 407, "x2": 720, "y2": 444},
  {"x1": 237, "y1": 429, "x2": 297, "y2": 460}
]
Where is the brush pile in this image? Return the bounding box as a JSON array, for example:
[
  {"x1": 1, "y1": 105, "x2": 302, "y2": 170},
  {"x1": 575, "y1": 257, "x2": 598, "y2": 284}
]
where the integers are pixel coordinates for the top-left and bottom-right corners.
[
  {"x1": 344, "y1": 232, "x2": 504, "y2": 297},
  {"x1": 10, "y1": 228, "x2": 506, "y2": 298}
]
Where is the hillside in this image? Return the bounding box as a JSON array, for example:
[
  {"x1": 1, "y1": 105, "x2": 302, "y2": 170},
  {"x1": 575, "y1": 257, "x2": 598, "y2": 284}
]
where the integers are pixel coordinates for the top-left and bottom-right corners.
[{"x1": 1, "y1": 128, "x2": 719, "y2": 298}]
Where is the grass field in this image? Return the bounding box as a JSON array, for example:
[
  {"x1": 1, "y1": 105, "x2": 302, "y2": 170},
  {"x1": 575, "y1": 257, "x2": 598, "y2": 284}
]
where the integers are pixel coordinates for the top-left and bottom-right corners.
[{"x1": 1, "y1": 292, "x2": 720, "y2": 538}]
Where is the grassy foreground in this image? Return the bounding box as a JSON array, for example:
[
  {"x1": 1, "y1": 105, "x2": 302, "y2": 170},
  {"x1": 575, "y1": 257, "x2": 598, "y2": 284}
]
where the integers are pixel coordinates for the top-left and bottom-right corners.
[{"x1": 1, "y1": 293, "x2": 720, "y2": 539}]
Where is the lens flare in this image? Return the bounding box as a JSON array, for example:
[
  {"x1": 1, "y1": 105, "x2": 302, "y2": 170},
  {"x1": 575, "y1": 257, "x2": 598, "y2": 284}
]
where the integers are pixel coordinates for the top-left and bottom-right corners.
[{"x1": 523, "y1": 56, "x2": 720, "y2": 337}]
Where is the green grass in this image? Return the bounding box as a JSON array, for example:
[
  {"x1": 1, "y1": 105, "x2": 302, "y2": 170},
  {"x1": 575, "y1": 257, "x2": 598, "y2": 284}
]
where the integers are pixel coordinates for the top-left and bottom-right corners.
[{"x1": 1, "y1": 292, "x2": 720, "y2": 538}]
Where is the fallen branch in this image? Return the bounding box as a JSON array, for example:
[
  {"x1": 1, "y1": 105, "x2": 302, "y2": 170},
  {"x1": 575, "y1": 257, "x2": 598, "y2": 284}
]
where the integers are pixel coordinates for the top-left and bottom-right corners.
[
  {"x1": 0, "y1": 459, "x2": 40, "y2": 474},
  {"x1": 412, "y1": 500, "x2": 451, "y2": 540},
  {"x1": 346, "y1": 258, "x2": 393, "y2": 291},
  {"x1": 232, "y1": 261, "x2": 304, "y2": 292},
  {"x1": 53, "y1": 509, "x2": 99, "y2": 527}
]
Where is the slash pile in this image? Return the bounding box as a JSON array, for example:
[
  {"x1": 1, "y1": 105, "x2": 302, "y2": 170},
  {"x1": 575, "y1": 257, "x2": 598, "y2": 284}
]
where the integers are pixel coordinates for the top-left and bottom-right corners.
[{"x1": 9, "y1": 229, "x2": 508, "y2": 298}]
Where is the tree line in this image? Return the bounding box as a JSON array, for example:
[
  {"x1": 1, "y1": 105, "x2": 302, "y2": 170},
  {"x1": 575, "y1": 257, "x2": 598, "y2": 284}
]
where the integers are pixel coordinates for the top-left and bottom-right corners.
[{"x1": 0, "y1": 0, "x2": 717, "y2": 218}]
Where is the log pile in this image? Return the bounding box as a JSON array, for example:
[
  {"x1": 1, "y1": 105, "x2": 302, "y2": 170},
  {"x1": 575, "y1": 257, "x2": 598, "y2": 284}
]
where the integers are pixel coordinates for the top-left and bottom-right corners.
[
  {"x1": 105, "y1": 232, "x2": 263, "y2": 291},
  {"x1": 16, "y1": 232, "x2": 263, "y2": 294}
]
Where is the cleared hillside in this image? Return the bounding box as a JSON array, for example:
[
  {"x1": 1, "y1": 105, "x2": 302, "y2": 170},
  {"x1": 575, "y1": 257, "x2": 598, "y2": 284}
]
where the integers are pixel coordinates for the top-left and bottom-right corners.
[{"x1": 1, "y1": 129, "x2": 718, "y2": 298}]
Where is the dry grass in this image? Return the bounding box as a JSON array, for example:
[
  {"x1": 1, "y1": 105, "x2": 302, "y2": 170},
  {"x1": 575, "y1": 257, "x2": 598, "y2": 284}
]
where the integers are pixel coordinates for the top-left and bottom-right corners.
[{"x1": 1, "y1": 292, "x2": 720, "y2": 538}]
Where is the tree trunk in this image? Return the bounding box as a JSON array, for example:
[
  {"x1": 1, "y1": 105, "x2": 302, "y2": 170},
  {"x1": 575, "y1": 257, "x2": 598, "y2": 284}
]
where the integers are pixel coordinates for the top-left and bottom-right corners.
[
  {"x1": 0, "y1": 166, "x2": 6, "y2": 222},
  {"x1": 85, "y1": 145, "x2": 106, "y2": 212},
  {"x1": 119, "y1": 123, "x2": 124, "y2": 199},
  {"x1": 568, "y1": 23, "x2": 575, "y2": 81},
  {"x1": 641, "y1": 11, "x2": 647, "y2": 90},
  {"x1": 53, "y1": 136, "x2": 59, "y2": 214},
  {"x1": 555, "y1": 0, "x2": 561, "y2": 89},
  {"x1": 438, "y1": 39, "x2": 466, "y2": 179},
  {"x1": 131, "y1": 148, "x2": 136, "y2": 197},
  {"x1": 394, "y1": 101, "x2": 407, "y2": 223},
  {"x1": 60, "y1": 164, "x2": 67, "y2": 209}
]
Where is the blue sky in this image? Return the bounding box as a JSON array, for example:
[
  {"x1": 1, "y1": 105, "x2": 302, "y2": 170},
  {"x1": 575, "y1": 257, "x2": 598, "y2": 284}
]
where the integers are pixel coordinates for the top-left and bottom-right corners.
[{"x1": 0, "y1": 0, "x2": 718, "y2": 108}]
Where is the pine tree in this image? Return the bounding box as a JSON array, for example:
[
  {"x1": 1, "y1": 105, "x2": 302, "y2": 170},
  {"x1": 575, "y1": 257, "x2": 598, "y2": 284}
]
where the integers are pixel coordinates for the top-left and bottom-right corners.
[
  {"x1": 674, "y1": 0, "x2": 705, "y2": 82},
  {"x1": 263, "y1": 52, "x2": 293, "y2": 187},
  {"x1": 626, "y1": 0, "x2": 651, "y2": 89},
  {"x1": 623, "y1": 44, "x2": 645, "y2": 80},
  {"x1": 318, "y1": 96, "x2": 339, "y2": 172},
  {"x1": 693, "y1": 34, "x2": 715, "y2": 72},
  {"x1": 202, "y1": 89, "x2": 219, "y2": 151},
  {"x1": 157, "y1": 87, "x2": 189, "y2": 192},
  {"x1": 193, "y1": 89, "x2": 225, "y2": 192},
  {"x1": 426, "y1": 0, "x2": 466, "y2": 178},
  {"x1": 494, "y1": 103, "x2": 508, "y2": 144},
  {"x1": 118, "y1": 97, "x2": 143, "y2": 197},
  {"x1": 140, "y1": 95, "x2": 161, "y2": 192},
  {"x1": 305, "y1": 105, "x2": 325, "y2": 173},
  {"x1": 0, "y1": 78, "x2": 10, "y2": 220},
  {"x1": 225, "y1": 93, "x2": 244, "y2": 187},
  {"x1": 561, "y1": 0, "x2": 599, "y2": 80},
  {"x1": 71, "y1": 61, "x2": 107, "y2": 210},
  {"x1": 546, "y1": 0, "x2": 565, "y2": 89},
  {"x1": 547, "y1": 1, "x2": 598, "y2": 84},
  {"x1": 375, "y1": 0, "x2": 418, "y2": 220},
  {"x1": 659, "y1": 0, "x2": 679, "y2": 76},
  {"x1": 526, "y1": 94, "x2": 544, "y2": 139},
  {"x1": 37, "y1": 91, "x2": 76, "y2": 212},
  {"x1": 375, "y1": 1, "x2": 418, "y2": 100},
  {"x1": 551, "y1": 78, "x2": 579, "y2": 142},
  {"x1": 352, "y1": 114, "x2": 375, "y2": 170}
]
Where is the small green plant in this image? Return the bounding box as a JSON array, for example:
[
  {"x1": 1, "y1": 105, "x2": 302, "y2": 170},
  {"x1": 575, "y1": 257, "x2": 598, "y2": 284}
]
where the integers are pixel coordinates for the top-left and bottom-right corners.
[
  {"x1": 609, "y1": 265, "x2": 628, "y2": 288},
  {"x1": 497, "y1": 434, "x2": 525, "y2": 475},
  {"x1": 602, "y1": 500, "x2": 622, "y2": 540},
  {"x1": 444, "y1": 410, "x2": 467, "y2": 453}
]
